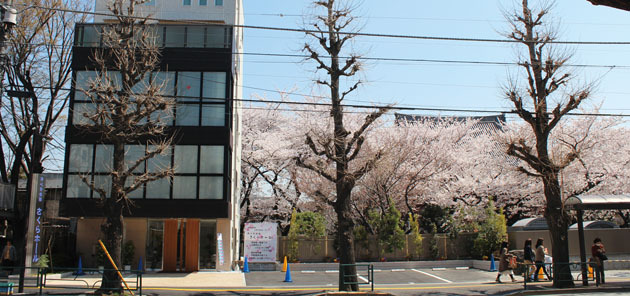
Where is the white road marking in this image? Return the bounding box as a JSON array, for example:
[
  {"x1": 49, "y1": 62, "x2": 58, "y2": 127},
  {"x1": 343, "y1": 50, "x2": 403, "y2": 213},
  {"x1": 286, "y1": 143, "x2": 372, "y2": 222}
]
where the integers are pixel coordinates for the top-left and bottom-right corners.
[
  {"x1": 391, "y1": 269, "x2": 405, "y2": 272},
  {"x1": 357, "y1": 275, "x2": 369, "y2": 283},
  {"x1": 432, "y1": 267, "x2": 447, "y2": 271},
  {"x1": 456, "y1": 267, "x2": 470, "y2": 270},
  {"x1": 301, "y1": 270, "x2": 315, "y2": 273},
  {"x1": 374, "y1": 269, "x2": 382, "y2": 272},
  {"x1": 325, "y1": 270, "x2": 338, "y2": 273},
  {"x1": 411, "y1": 268, "x2": 453, "y2": 283}
]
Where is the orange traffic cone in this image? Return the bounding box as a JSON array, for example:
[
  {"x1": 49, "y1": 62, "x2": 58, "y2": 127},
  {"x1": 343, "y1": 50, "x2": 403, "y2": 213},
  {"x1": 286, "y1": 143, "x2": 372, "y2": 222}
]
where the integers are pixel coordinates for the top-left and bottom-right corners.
[
  {"x1": 588, "y1": 265, "x2": 593, "y2": 280},
  {"x1": 282, "y1": 256, "x2": 288, "y2": 272},
  {"x1": 538, "y1": 267, "x2": 544, "y2": 280}
]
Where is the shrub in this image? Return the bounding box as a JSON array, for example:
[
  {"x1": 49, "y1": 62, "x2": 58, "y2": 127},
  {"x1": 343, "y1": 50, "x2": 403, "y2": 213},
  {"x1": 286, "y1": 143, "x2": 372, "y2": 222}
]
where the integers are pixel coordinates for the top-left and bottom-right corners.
[
  {"x1": 287, "y1": 210, "x2": 326, "y2": 261},
  {"x1": 472, "y1": 199, "x2": 507, "y2": 259}
]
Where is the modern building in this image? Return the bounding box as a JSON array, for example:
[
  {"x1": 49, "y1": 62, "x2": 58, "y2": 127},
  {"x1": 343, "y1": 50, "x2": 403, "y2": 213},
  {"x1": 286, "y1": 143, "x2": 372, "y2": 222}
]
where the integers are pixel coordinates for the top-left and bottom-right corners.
[{"x1": 61, "y1": 0, "x2": 243, "y2": 272}]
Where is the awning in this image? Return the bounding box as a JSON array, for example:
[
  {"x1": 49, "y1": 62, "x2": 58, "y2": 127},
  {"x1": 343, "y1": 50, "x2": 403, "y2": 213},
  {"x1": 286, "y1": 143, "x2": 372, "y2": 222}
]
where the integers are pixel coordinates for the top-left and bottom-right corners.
[{"x1": 565, "y1": 194, "x2": 630, "y2": 210}]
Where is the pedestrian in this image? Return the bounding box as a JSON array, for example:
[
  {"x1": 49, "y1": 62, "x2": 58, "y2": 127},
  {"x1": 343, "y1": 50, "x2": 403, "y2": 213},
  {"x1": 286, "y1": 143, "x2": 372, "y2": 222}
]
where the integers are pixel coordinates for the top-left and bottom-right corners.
[
  {"x1": 591, "y1": 237, "x2": 606, "y2": 284},
  {"x1": 523, "y1": 238, "x2": 535, "y2": 281},
  {"x1": 495, "y1": 241, "x2": 517, "y2": 283},
  {"x1": 1, "y1": 241, "x2": 16, "y2": 274},
  {"x1": 534, "y1": 238, "x2": 552, "y2": 281}
]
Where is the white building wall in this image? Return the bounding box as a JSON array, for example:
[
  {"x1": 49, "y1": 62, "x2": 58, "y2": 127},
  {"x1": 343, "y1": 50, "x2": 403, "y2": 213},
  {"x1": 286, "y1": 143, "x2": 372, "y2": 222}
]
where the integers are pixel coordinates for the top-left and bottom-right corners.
[{"x1": 94, "y1": 0, "x2": 239, "y2": 24}]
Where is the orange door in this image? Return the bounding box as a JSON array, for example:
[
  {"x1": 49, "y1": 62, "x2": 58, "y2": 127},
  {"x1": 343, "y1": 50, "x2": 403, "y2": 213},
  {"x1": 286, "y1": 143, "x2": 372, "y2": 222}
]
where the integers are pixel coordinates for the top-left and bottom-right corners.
[
  {"x1": 185, "y1": 219, "x2": 200, "y2": 272},
  {"x1": 163, "y1": 219, "x2": 178, "y2": 272}
]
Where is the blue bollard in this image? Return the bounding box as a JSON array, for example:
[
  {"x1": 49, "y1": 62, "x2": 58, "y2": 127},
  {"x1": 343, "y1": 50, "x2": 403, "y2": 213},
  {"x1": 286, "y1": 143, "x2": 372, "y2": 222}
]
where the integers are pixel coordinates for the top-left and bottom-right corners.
[
  {"x1": 283, "y1": 263, "x2": 292, "y2": 283},
  {"x1": 490, "y1": 254, "x2": 497, "y2": 271},
  {"x1": 243, "y1": 256, "x2": 250, "y2": 273},
  {"x1": 138, "y1": 256, "x2": 143, "y2": 272}
]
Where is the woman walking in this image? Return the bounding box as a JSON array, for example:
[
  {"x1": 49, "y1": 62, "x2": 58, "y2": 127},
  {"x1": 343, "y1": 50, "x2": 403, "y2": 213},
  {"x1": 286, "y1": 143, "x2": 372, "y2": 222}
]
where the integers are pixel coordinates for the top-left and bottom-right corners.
[
  {"x1": 523, "y1": 238, "x2": 535, "y2": 281},
  {"x1": 496, "y1": 241, "x2": 517, "y2": 283},
  {"x1": 534, "y1": 238, "x2": 552, "y2": 281}
]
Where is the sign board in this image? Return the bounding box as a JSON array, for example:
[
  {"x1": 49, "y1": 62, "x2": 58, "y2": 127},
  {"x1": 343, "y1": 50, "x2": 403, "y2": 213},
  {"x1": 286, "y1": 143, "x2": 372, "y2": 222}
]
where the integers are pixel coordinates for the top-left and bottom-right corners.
[
  {"x1": 217, "y1": 232, "x2": 225, "y2": 266},
  {"x1": 25, "y1": 174, "x2": 45, "y2": 269},
  {"x1": 244, "y1": 222, "x2": 277, "y2": 262}
]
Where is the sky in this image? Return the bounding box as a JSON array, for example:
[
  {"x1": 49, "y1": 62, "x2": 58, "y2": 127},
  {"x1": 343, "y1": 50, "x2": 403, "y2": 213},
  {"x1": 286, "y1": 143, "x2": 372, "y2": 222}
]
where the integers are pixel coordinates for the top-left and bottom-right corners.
[{"x1": 241, "y1": 1, "x2": 630, "y2": 120}]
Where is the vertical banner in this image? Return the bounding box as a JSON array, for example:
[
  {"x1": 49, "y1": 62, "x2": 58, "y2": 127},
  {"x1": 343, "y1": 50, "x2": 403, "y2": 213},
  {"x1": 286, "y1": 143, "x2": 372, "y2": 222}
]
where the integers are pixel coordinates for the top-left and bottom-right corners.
[
  {"x1": 244, "y1": 222, "x2": 277, "y2": 262},
  {"x1": 25, "y1": 174, "x2": 45, "y2": 269},
  {"x1": 217, "y1": 233, "x2": 225, "y2": 266}
]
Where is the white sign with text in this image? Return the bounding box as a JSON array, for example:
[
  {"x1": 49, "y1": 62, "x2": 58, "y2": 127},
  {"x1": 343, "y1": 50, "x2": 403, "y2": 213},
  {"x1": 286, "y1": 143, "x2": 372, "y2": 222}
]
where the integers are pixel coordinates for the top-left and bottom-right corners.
[{"x1": 244, "y1": 222, "x2": 277, "y2": 262}]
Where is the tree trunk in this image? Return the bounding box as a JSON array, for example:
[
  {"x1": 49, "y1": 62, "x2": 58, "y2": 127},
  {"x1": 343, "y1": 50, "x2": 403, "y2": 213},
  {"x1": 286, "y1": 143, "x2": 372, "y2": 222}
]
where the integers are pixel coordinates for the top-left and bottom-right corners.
[
  {"x1": 542, "y1": 173, "x2": 574, "y2": 288},
  {"x1": 336, "y1": 183, "x2": 358, "y2": 291},
  {"x1": 98, "y1": 200, "x2": 124, "y2": 293}
]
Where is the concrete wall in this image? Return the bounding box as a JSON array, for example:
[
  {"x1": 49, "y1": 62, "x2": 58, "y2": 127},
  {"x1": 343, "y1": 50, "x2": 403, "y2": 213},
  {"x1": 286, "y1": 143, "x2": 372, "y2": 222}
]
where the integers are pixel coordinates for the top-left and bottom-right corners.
[
  {"x1": 508, "y1": 228, "x2": 630, "y2": 256},
  {"x1": 216, "y1": 218, "x2": 233, "y2": 271},
  {"x1": 76, "y1": 218, "x2": 147, "y2": 268},
  {"x1": 124, "y1": 218, "x2": 147, "y2": 268}
]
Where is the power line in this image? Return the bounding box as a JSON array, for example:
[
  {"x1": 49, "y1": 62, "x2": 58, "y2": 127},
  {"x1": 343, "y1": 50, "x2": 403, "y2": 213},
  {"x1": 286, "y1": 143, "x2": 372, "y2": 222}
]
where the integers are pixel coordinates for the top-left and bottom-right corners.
[
  {"x1": 14, "y1": 83, "x2": 630, "y2": 118},
  {"x1": 23, "y1": 4, "x2": 630, "y2": 46}
]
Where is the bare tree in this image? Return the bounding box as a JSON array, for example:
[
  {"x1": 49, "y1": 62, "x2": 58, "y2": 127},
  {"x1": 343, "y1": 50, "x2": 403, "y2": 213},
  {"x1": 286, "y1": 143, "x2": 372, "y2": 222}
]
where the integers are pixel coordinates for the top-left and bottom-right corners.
[
  {"x1": 503, "y1": 0, "x2": 593, "y2": 288},
  {"x1": 297, "y1": 0, "x2": 387, "y2": 291},
  {"x1": 76, "y1": 0, "x2": 174, "y2": 292},
  {"x1": 0, "y1": 0, "x2": 88, "y2": 281}
]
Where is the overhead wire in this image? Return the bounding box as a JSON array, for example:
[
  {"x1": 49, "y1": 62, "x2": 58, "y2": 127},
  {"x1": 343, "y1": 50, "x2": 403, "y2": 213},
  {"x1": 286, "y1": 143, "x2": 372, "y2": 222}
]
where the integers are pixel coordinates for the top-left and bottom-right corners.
[{"x1": 21, "y1": 4, "x2": 630, "y2": 46}]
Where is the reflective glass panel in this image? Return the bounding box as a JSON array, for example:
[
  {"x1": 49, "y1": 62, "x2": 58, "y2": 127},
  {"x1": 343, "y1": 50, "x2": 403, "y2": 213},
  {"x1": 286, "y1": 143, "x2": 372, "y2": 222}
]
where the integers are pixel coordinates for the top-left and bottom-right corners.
[
  {"x1": 200, "y1": 146, "x2": 223, "y2": 174},
  {"x1": 173, "y1": 176, "x2": 197, "y2": 199},
  {"x1": 94, "y1": 145, "x2": 113, "y2": 173},
  {"x1": 202, "y1": 72, "x2": 226, "y2": 99},
  {"x1": 66, "y1": 175, "x2": 91, "y2": 198},
  {"x1": 199, "y1": 176, "x2": 222, "y2": 199},
  {"x1": 174, "y1": 146, "x2": 198, "y2": 174},
  {"x1": 146, "y1": 177, "x2": 170, "y2": 199},
  {"x1": 69, "y1": 144, "x2": 93, "y2": 173}
]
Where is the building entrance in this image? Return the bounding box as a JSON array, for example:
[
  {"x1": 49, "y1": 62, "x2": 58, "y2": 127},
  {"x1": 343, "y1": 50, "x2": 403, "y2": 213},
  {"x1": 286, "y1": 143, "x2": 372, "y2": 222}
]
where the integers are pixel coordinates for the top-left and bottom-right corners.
[{"x1": 163, "y1": 219, "x2": 199, "y2": 272}]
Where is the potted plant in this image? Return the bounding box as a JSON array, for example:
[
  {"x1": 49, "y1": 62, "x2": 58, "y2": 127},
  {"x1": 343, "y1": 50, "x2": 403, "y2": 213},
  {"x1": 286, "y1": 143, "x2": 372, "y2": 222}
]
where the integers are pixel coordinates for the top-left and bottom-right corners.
[{"x1": 122, "y1": 240, "x2": 135, "y2": 272}]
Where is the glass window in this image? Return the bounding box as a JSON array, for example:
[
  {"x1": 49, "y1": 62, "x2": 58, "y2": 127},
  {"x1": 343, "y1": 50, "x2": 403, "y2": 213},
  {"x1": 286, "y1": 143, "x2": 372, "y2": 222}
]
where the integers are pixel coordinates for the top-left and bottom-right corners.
[
  {"x1": 206, "y1": 27, "x2": 225, "y2": 48},
  {"x1": 165, "y1": 26, "x2": 185, "y2": 47},
  {"x1": 147, "y1": 145, "x2": 171, "y2": 172},
  {"x1": 177, "y1": 72, "x2": 201, "y2": 99},
  {"x1": 202, "y1": 72, "x2": 226, "y2": 99},
  {"x1": 69, "y1": 144, "x2": 93, "y2": 173},
  {"x1": 187, "y1": 26, "x2": 205, "y2": 48},
  {"x1": 94, "y1": 145, "x2": 113, "y2": 173},
  {"x1": 183, "y1": 0, "x2": 191, "y2": 5},
  {"x1": 153, "y1": 72, "x2": 175, "y2": 96},
  {"x1": 199, "y1": 220, "x2": 216, "y2": 269},
  {"x1": 93, "y1": 175, "x2": 112, "y2": 198},
  {"x1": 201, "y1": 104, "x2": 225, "y2": 126},
  {"x1": 199, "y1": 0, "x2": 207, "y2": 5},
  {"x1": 75, "y1": 71, "x2": 99, "y2": 101},
  {"x1": 66, "y1": 175, "x2": 91, "y2": 198},
  {"x1": 174, "y1": 146, "x2": 198, "y2": 174},
  {"x1": 126, "y1": 176, "x2": 143, "y2": 199},
  {"x1": 200, "y1": 146, "x2": 223, "y2": 174},
  {"x1": 125, "y1": 145, "x2": 145, "y2": 173},
  {"x1": 81, "y1": 25, "x2": 100, "y2": 47},
  {"x1": 215, "y1": 0, "x2": 223, "y2": 6},
  {"x1": 199, "y1": 176, "x2": 222, "y2": 199},
  {"x1": 176, "y1": 104, "x2": 199, "y2": 126},
  {"x1": 173, "y1": 176, "x2": 197, "y2": 199},
  {"x1": 146, "y1": 177, "x2": 170, "y2": 199},
  {"x1": 72, "y1": 103, "x2": 95, "y2": 125},
  {"x1": 146, "y1": 220, "x2": 163, "y2": 270}
]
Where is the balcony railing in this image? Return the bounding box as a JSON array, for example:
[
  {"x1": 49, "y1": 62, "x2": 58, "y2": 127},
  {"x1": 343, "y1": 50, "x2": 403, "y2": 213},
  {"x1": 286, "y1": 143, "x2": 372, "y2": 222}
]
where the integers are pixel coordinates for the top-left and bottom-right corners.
[{"x1": 74, "y1": 23, "x2": 232, "y2": 49}]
